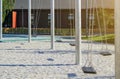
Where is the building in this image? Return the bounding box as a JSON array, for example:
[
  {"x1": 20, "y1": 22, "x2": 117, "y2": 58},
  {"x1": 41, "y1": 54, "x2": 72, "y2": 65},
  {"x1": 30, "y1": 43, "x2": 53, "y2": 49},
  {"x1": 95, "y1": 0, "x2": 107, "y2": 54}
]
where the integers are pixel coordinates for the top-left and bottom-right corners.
[{"x1": 3, "y1": 0, "x2": 114, "y2": 28}]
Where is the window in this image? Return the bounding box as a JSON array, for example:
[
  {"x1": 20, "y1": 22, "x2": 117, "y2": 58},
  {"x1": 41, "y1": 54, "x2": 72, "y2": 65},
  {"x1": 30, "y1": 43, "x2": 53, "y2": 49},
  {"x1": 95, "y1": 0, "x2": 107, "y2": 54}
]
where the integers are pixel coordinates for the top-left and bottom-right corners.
[
  {"x1": 31, "y1": 14, "x2": 34, "y2": 25},
  {"x1": 89, "y1": 14, "x2": 95, "y2": 26},
  {"x1": 48, "y1": 14, "x2": 51, "y2": 20},
  {"x1": 48, "y1": 14, "x2": 51, "y2": 26},
  {"x1": 89, "y1": 14, "x2": 94, "y2": 20},
  {"x1": 68, "y1": 13, "x2": 74, "y2": 20}
]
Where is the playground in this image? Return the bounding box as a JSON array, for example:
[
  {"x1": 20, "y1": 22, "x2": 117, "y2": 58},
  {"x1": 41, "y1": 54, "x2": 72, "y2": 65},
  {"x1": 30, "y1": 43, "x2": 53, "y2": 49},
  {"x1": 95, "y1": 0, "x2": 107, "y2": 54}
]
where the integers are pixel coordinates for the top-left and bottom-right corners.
[
  {"x1": 0, "y1": 40, "x2": 115, "y2": 79},
  {"x1": 0, "y1": 0, "x2": 115, "y2": 79}
]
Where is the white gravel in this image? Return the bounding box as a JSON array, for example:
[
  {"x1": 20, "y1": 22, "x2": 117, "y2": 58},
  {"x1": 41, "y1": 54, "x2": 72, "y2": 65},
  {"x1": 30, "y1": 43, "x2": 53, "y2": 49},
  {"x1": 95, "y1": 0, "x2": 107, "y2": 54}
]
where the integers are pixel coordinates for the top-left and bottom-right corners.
[{"x1": 0, "y1": 40, "x2": 115, "y2": 79}]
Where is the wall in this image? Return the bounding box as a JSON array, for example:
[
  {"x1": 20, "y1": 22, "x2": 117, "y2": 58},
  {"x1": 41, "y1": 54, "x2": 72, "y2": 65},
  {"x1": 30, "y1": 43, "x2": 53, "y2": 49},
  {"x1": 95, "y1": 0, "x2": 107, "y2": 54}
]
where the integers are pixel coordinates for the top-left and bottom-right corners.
[{"x1": 13, "y1": 9, "x2": 75, "y2": 28}]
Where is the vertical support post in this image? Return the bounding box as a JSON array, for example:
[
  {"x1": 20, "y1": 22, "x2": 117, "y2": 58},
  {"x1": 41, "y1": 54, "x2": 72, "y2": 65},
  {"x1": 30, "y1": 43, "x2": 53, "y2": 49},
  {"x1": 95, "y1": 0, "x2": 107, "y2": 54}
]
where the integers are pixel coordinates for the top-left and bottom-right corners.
[
  {"x1": 86, "y1": 0, "x2": 88, "y2": 38},
  {"x1": 115, "y1": 0, "x2": 120, "y2": 79},
  {"x1": 75, "y1": 0, "x2": 81, "y2": 65},
  {"x1": 28, "y1": 0, "x2": 31, "y2": 42},
  {"x1": 50, "y1": 0, "x2": 55, "y2": 50},
  {"x1": 0, "y1": 0, "x2": 2, "y2": 39}
]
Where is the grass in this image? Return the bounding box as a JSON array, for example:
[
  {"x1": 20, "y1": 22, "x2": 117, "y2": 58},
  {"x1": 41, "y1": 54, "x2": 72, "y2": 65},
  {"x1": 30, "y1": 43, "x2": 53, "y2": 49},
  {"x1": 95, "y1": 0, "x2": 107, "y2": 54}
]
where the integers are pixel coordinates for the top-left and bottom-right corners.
[
  {"x1": 3, "y1": 27, "x2": 115, "y2": 44},
  {"x1": 82, "y1": 34, "x2": 115, "y2": 44}
]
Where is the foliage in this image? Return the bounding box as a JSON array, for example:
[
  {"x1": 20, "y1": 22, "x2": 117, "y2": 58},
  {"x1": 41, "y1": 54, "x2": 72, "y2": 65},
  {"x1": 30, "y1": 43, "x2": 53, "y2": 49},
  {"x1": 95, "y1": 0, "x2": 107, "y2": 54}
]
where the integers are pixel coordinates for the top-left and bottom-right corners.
[
  {"x1": 3, "y1": 28, "x2": 76, "y2": 36},
  {"x1": 2, "y1": 0, "x2": 15, "y2": 22},
  {"x1": 3, "y1": 27, "x2": 114, "y2": 44},
  {"x1": 82, "y1": 34, "x2": 115, "y2": 44}
]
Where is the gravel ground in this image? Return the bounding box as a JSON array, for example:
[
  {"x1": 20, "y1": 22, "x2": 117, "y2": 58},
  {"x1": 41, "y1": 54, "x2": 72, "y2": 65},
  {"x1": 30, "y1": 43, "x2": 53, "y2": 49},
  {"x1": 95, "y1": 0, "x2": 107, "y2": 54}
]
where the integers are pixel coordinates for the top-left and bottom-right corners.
[{"x1": 0, "y1": 40, "x2": 115, "y2": 79}]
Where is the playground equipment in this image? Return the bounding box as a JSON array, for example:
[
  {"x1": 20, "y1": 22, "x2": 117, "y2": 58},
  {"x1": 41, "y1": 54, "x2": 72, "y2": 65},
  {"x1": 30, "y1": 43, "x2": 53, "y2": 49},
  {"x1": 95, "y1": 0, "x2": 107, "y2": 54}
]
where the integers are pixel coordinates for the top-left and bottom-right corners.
[
  {"x1": 0, "y1": 0, "x2": 114, "y2": 75},
  {"x1": 98, "y1": 0, "x2": 111, "y2": 56},
  {"x1": 82, "y1": 0, "x2": 96, "y2": 74},
  {"x1": 56, "y1": 0, "x2": 75, "y2": 43},
  {"x1": 82, "y1": 0, "x2": 112, "y2": 74},
  {"x1": 0, "y1": 0, "x2": 81, "y2": 65}
]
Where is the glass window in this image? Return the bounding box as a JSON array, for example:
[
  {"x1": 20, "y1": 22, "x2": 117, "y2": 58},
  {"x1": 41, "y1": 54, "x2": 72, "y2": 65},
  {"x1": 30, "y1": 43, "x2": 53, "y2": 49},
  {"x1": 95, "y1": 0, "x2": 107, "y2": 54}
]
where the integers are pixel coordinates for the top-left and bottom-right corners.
[
  {"x1": 48, "y1": 14, "x2": 51, "y2": 20},
  {"x1": 31, "y1": 14, "x2": 34, "y2": 25},
  {"x1": 89, "y1": 14, "x2": 94, "y2": 20},
  {"x1": 68, "y1": 13, "x2": 74, "y2": 20}
]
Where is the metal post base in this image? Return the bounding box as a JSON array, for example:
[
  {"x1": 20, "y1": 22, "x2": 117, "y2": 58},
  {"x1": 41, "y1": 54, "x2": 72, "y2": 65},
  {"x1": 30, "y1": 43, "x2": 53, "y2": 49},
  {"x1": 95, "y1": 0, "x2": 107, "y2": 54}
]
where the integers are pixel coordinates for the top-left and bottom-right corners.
[
  {"x1": 100, "y1": 51, "x2": 112, "y2": 56},
  {"x1": 82, "y1": 66, "x2": 96, "y2": 74}
]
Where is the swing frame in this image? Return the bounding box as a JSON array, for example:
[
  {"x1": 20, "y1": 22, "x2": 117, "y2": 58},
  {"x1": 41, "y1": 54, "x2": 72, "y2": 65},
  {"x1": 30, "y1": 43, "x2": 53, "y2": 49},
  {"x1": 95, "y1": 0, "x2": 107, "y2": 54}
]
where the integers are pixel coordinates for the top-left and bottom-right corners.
[{"x1": 0, "y1": 0, "x2": 82, "y2": 65}]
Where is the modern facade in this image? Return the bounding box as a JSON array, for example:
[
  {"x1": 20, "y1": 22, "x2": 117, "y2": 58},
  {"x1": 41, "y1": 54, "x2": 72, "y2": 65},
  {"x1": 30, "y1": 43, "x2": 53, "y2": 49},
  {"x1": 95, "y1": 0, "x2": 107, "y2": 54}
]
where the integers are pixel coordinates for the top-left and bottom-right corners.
[{"x1": 3, "y1": 0, "x2": 114, "y2": 28}]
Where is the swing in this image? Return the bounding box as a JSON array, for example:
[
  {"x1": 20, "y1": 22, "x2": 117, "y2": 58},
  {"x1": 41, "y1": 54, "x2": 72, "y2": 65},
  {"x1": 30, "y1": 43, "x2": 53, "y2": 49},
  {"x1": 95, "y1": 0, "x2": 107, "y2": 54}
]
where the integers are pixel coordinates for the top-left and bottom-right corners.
[
  {"x1": 82, "y1": 0, "x2": 96, "y2": 74},
  {"x1": 82, "y1": 66, "x2": 96, "y2": 73},
  {"x1": 70, "y1": 43, "x2": 76, "y2": 46},
  {"x1": 98, "y1": 0, "x2": 112, "y2": 56},
  {"x1": 32, "y1": 0, "x2": 42, "y2": 37},
  {"x1": 67, "y1": 0, "x2": 76, "y2": 46},
  {"x1": 56, "y1": 0, "x2": 75, "y2": 43},
  {"x1": 56, "y1": 0, "x2": 63, "y2": 42}
]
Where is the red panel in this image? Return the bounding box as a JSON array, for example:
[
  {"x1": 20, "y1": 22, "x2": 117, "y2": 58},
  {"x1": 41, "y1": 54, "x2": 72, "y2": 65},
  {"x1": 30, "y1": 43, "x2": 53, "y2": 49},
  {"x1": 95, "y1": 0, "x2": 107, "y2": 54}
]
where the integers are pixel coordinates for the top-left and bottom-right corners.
[{"x1": 12, "y1": 11, "x2": 17, "y2": 28}]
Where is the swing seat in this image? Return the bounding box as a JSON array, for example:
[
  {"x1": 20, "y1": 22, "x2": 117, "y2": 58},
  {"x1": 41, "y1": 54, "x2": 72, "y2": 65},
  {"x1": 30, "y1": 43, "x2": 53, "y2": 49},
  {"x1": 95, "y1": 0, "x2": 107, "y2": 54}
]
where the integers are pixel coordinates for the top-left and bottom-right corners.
[
  {"x1": 82, "y1": 66, "x2": 96, "y2": 74},
  {"x1": 15, "y1": 46, "x2": 21, "y2": 48},
  {"x1": 100, "y1": 51, "x2": 112, "y2": 56},
  {"x1": 37, "y1": 51, "x2": 44, "y2": 54},
  {"x1": 56, "y1": 40, "x2": 63, "y2": 42},
  {"x1": 32, "y1": 34, "x2": 37, "y2": 37},
  {"x1": 69, "y1": 43, "x2": 76, "y2": 46}
]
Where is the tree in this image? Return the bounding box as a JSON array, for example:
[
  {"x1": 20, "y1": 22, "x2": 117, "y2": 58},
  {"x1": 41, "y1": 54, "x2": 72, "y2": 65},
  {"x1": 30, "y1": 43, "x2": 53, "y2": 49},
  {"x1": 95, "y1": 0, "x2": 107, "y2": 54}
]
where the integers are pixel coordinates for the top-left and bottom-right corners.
[{"x1": 2, "y1": 0, "x2": 15, "y2": 22}]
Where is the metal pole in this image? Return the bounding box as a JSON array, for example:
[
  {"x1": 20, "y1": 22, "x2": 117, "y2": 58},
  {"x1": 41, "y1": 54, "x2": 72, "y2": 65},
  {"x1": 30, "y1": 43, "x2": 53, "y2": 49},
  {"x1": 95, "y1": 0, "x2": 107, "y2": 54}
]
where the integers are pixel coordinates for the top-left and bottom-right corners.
[
  {"x1": 115, "y1": 0, "x2": 120, "y2": 78},
  {"x1": 28, "y1": 0, "x2": 31, "y2": 42},
  {"x1": 86, "y1": 0, "x2": 88, "y2": 38},
  {"x1": 0, "y1": 0, "x2": 2, "y2": 39},
  {"x1": 75, "y1": 0, "x2": 81, "y2": 65},
  {"x1": 50, "y1": 0, "x2": 55, "y2": 50}
]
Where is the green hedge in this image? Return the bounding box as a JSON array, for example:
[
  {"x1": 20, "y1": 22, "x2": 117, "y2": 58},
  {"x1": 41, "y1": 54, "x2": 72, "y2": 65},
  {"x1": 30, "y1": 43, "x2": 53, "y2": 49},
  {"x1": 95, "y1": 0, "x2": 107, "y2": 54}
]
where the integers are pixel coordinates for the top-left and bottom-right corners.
[{"x1": 3, "y1": 28, "x2": 75, "y2": 36}]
